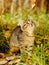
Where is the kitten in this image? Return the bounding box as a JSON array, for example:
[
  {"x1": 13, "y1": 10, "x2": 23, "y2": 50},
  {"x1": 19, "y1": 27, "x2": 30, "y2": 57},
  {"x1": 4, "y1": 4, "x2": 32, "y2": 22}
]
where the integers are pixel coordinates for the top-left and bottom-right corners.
[{"x1": 10, "y1": 19, "x2": 35, "y2": 52}]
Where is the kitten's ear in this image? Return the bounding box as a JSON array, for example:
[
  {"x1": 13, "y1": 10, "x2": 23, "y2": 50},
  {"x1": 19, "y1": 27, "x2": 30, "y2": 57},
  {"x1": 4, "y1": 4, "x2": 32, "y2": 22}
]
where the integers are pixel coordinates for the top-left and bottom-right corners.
[
  {"x1": 32, "y1": 21, "x2": 39, "y2": 27},
  {"x1": 28, "y1": 16, "x2": 39, "y2": 27},
  {"x1": 18, "y1": 19, "x2": 24, "y2": 27}
]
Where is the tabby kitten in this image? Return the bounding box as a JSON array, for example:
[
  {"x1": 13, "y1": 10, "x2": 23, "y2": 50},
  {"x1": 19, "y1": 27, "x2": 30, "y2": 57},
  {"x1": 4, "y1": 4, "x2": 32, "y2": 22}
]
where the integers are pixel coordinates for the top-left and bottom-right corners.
[{"x1": 10, "y1": 19, "x2": 35, "y2": 52}]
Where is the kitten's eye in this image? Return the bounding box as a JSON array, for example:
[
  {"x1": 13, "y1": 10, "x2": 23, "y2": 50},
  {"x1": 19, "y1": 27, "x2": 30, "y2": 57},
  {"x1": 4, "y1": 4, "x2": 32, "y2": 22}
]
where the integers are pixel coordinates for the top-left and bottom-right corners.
[
  {"x1": 30, "y1": 21, "x2": 34, "y2": 26},
  {"x1": 23, "y1": 24, "x2": 27, "y2": 29}
]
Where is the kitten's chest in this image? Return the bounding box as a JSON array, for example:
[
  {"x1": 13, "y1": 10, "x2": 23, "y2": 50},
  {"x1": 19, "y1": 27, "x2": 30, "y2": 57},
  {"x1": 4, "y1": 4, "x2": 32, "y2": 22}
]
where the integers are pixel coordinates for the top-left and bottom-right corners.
[{"x1": 19, "y1": 33, "x2": 34, "y2": 46}]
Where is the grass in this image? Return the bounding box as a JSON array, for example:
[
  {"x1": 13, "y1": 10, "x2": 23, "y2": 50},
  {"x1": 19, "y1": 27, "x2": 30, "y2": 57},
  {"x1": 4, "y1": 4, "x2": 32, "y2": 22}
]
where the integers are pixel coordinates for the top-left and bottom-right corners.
[{"x1": 0, "y1": 10, "x2": 49, "y2": 65}]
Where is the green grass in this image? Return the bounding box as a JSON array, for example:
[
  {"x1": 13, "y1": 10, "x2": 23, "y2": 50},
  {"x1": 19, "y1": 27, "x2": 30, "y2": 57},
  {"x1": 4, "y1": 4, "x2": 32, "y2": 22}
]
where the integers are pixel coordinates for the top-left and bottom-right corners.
[{"x1": 0, "y1": 10, "x2": 49, "y2": 65}]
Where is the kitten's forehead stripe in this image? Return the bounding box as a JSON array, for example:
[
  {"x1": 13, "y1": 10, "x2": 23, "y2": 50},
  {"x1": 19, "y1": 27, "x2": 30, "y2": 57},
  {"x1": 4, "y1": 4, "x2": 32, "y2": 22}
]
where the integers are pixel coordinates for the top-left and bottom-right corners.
[{"x1": 24, "y1": 19, "x2": 35, "y2": 26}]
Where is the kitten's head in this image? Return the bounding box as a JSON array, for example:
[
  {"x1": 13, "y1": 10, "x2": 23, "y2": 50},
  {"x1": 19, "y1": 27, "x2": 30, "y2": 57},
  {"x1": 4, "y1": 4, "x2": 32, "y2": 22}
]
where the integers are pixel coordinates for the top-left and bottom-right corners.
[{"x1": 22, "y1": 19, "x2": 36, "y2": 36}]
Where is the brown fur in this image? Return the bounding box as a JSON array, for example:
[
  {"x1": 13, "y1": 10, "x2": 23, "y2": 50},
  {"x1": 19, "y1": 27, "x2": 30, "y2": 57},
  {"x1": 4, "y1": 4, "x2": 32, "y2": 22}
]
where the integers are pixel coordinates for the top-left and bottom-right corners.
[{"x1": 10, "y1": 19, "x2": 35, "y2": 52}]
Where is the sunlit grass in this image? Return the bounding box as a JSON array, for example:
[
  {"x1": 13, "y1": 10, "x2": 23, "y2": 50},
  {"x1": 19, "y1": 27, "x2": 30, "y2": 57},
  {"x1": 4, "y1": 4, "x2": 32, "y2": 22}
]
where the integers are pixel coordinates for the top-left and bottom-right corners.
[{"x1": 0, "y1": 10, "x2": 49, "y2": 65}]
